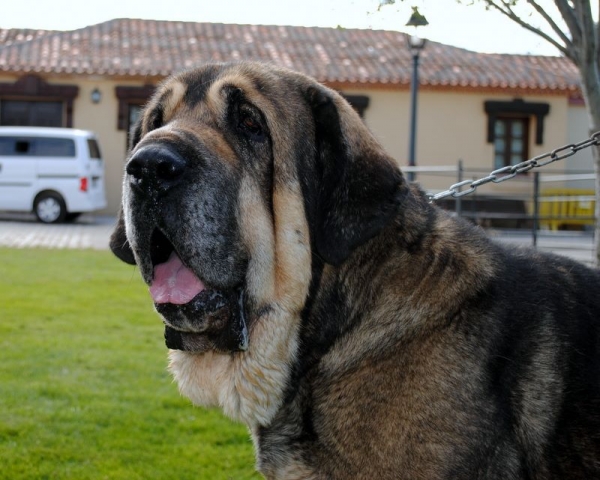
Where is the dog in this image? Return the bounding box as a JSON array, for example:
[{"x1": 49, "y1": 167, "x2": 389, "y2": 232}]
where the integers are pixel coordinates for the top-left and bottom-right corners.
[{"x1": 110, "y1": 61, "x2": 600, "y2": 479}]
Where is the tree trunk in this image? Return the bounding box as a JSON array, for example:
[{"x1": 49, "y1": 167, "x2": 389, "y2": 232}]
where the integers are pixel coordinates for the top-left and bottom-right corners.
[
  {"x1": 594, "y1": 144, "x2": 600, "y2": 267},
  {"x1": 574, "y1": 48, "x2": 600, "y2": 267},
  {"x1": 477, "y1": 0, "x2": 600, "y2": 265},
  {"x1": 579, "y1": 62, "x2": 600, "y2": 267},
  {"x1": 582, "y1": 97, "x2": 600, "y2": 268}
]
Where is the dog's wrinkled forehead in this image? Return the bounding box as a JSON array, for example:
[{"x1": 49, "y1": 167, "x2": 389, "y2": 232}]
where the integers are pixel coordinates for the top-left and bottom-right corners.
[
  {"x1": 136, "y1": 63, "x2": 302, "y2": 141},
  {"x1": 112, "y1": 61, "x2": 406, "y2": 270}
]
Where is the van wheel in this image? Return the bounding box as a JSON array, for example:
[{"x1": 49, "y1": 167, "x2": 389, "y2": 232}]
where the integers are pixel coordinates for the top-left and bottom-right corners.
[{"x1": 34, "y1": 193, "x2": 67, "y2": 224}]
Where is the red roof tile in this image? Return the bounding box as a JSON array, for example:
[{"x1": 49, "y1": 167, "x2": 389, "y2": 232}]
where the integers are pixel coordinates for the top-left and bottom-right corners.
[
  {"x1": 0, "y1": 18, "x2": 581, "y2": 94},
  {"x1": 0, "y1": 28, "x2": 55, "y2": 46}
]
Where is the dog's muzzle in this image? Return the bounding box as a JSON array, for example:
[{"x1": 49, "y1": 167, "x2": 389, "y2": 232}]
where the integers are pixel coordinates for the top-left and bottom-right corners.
[
  {"x1": 121, "y1": 143, "x2": 250, "y2": 354},
  {"x1": 160, "y1": 287, "x2": 249, "y2": 354},
  {"x1": 148, "y1": 236, "x2": 249, "y2": 354}
]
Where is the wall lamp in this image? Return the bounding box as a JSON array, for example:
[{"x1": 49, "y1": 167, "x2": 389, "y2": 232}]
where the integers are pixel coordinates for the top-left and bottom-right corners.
[{"x1": 91, "y1": 88, "x2": 102, "y2": 104}]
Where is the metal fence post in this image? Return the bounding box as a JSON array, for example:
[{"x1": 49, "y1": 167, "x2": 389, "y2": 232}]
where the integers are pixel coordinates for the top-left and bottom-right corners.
[
  {"x1": 533, "y1": 171, "x2": 540, "y2": 248},
  {"x1": 456, "y1": 159, "x2": 463, "y2": 217}
]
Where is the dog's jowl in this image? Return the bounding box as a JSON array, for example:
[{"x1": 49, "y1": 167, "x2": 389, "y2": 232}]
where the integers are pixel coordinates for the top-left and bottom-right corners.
[{"x1": 110, "y1": 61, "x2": 600, "y2": 479}]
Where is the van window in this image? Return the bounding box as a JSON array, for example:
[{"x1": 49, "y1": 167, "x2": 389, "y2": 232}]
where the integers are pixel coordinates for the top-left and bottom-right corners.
[
  {"x1": 87, "y1": 138, "x2": 102, "y2": 159},
  {"x1": 0, "y1": 136, "x2": 76, "y2": 157}
]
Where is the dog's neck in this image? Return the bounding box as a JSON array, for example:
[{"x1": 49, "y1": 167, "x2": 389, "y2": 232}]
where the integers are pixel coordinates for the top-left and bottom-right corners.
[{"x1": 296, "y1": 186, "x2": 498, "y2": 372}]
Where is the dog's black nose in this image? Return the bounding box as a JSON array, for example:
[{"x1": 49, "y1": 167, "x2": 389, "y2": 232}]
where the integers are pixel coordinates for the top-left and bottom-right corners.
[{"x1": 126, "y1": 145, "x2": 186, "y2": 193}]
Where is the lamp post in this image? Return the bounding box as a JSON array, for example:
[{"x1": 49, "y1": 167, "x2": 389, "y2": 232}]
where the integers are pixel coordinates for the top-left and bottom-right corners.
[{"x1": 406, "y1": 7, "x2": 428, "y2": 182}]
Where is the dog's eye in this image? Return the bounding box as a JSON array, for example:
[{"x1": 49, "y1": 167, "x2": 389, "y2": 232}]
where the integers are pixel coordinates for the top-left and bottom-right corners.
[
  {"x1": 238, "y1": 107, "x2": 267, "y2": 142},
  {"x1": 241, "y1": 116, "x2": 261, "y2": 135}
]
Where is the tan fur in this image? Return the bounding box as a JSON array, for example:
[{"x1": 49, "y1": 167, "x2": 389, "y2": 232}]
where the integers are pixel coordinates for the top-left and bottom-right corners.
[
  {"x1": 169, "y1": 178, "x2": 310, "y2": 424},
  {"x1": 167, "y1": 76, "x2": 312, "y2": 427},
  {"x1": 161, "y1": 80, "x2": 187, "y2": 124},
  {"x1": 238, "y1": 175, "x2": 276, "y2": 305}
]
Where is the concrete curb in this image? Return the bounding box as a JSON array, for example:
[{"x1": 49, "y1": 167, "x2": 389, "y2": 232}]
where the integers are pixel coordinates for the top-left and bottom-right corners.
[
  {"x1": 0, "y1": 214, "x2": 115, "y2": 250},
  {"x1": 0, "y1": 214, "x2": 595, "y2": 267}
]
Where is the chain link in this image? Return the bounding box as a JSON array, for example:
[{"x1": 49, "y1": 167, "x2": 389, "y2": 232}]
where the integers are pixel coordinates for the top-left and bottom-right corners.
[{"x1": 427, "y1": 131, "x2": 600, "y2": 203}]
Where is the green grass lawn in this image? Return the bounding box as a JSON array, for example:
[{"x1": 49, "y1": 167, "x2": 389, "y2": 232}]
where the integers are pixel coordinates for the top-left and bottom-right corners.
[{"x1": 0, "y1": 248, "x2": 260, "y2": 480}]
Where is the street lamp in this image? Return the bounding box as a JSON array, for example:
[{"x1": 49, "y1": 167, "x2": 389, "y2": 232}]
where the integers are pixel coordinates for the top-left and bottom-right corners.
[{"x1": 406, "y1": 7, "x2": 428, "y2": 182}]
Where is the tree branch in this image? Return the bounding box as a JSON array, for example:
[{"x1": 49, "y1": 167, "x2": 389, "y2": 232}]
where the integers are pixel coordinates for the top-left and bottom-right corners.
[
  {"x1": 597, "y1": 0, "x2": 600, "y2": 58},
  {"x1": 572, "y1": 0, "x2": 599, "y2": 71},
  {"x1": 553, "y1": 0, "x2": 583, "y2": 44},
  {"x1": 483, "y1": 1, "x2": 570, "y2": 56},
  {"x1": 577, "y1": 1, "x2": 600, "y2": 95},
  {"x1": 527, "y1": 0, "x2": 571, "y2": 45}
]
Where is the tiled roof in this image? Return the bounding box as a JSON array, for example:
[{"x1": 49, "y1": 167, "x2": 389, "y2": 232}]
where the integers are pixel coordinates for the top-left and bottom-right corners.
[
  {"x1": 0, "y1": 28, "x2": 55, "y2": 46},
  {"x1": 0, "y1": 18, "x2": 581, "y2": 94}
]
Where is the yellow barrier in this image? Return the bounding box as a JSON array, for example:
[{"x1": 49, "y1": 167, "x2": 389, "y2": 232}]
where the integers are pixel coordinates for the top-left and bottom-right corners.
[{"x1": 538, "y1": 189, "x2": 596, "y2": 230}]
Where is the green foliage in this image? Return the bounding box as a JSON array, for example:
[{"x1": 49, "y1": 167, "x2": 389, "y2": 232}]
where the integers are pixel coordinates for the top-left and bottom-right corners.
[{"x1": 0, "y1": 248, "x2": 260, "y2": 480}]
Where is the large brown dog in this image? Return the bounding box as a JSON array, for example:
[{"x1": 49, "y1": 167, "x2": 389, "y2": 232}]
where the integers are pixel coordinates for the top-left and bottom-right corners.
[{"x1": 110, "y1": 62, "x2": 600, "y2": 479}]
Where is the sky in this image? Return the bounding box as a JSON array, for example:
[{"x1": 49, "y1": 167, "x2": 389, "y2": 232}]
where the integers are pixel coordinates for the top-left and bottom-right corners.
[{"x1": 1, "y1": 0, "x2": 567, "y2": 56}]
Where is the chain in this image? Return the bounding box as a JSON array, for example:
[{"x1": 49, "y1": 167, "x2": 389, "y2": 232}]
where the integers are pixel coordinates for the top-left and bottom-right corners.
[{"x1": 427, "y1": 131, "x2": 600, "y2": 203}]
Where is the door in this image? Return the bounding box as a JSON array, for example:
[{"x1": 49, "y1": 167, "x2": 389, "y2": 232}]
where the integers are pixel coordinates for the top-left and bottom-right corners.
[
  {"x1": 0, "y1": 101, "x2": 63, "y2": 127},
  {"x1": 0, "y1": 136, "x2": 38, "y2": 211}
]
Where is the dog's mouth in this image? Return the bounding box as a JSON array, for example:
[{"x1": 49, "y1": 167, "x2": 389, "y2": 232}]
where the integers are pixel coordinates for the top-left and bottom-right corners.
[{"x1": 148, "y1": 229, "x2": 249, "y2": 354}]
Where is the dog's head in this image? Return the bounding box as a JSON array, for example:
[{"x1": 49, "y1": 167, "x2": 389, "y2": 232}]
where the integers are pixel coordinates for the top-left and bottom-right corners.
[{"x1": 110, "y1": 62, "x2": 406, "y2": 354}]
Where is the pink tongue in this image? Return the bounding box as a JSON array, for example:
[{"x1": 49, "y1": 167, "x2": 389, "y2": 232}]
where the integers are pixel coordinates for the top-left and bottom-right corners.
[{"x1": 149, "y1": 252, "x2": 205, "y2": 305}]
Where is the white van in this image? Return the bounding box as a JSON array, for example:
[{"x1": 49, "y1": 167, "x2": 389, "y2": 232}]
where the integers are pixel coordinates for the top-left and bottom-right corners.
[{"x1": 0, "y1": 127, "x2": 107, "y2": 223}]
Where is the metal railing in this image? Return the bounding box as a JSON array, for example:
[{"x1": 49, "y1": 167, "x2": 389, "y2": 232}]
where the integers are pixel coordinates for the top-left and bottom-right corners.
[
  {"x1": 405, "y1": 162, "x2": 597, "y2": 250},
  {"x1": 425, "y1": 132, "x2": 600, "y2": 202}
]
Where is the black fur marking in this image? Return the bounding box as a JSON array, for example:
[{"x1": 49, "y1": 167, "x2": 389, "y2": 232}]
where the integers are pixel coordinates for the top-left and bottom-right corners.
[
  {"x1": 308, "y1": 87, "x2": 406, "y2": 266},
  {"x1": 109, "y1": 212, "x2": 136, "y2": 265},
  {"x1": 164, "y1": 326, "x2": 184, "y2": 350},
  {"x1": 180, "y1": 65, "x2": 222, "y2": 107},
  {"x1": 129, "y1": 120, "x2": 143, "y2": 152},
  {"x1": 147, "y1": 103, "x2": 164, "y2": 133}
]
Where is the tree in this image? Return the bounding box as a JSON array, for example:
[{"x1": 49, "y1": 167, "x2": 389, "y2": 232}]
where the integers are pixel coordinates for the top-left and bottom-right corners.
[
  {"x1": 381, "y1": 0, "x2": 600, "y2": 266},
  {"x1": 481, "y1": 1, "x2": 600, "y2": 265}
]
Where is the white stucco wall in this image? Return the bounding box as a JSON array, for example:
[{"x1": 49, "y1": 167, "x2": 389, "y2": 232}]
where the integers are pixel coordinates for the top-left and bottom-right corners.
[
  {"x1": 564, "y1": 102, "x2": 595, "y2": 190},
  {"x1": 1, "y1": 72, "x2": 590, "y2": 215},
  {"x1": 344, "y1": 87, "x2": 584, "y2": 198},
  {"x1": 72, "y1": 77, "x2": 137, "y2": 216}
]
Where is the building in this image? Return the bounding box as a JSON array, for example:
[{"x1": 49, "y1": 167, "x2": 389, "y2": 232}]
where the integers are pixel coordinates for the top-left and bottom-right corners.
[{"x1": 0, "y1": 19, "x2": 591, "y2": 216}]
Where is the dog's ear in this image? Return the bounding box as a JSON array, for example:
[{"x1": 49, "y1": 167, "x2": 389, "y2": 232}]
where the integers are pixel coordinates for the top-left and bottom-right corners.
[
  {"x1": 306, "y1": 85, "x2": 407, "y2": 266},
  {"x1": 108, "y1": 116, "x2": 144, "y2": 265},
  {"x1": 109, "y1": 209, "x2": 136, "y2": 265}
]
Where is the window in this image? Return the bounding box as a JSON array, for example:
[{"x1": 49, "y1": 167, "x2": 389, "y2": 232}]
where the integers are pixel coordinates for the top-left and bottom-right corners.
[
  {"x1": 127, "y1": 104, "x2": 144, "y2": 145},
  {"x1": 0, "y1": 101, "x2": 63, "y2": 127},
  {"x1": 115, "y1": 85, "x2": 155, "y2": 149},
  {"x1": 87, "y1": 139, "x2": 102, "y2": 159},
  {"x1": 0, "y1": 136, "x2": 76, "y2": 157},
  {"x1": 0, "y1": 75, "x2": 78, "y2": 127},
  {"x1": 493, "y1": 117, "x2": 529, "y2": 169},
  {"x1": 128, "y1": 104, "x2": 143, "y2": 128},
  {"x1": 485, "y1": 99, "x2": 550, "y2": 170}
]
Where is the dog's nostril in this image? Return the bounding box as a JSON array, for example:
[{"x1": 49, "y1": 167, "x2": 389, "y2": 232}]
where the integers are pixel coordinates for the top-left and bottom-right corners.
[
  {"x1": 126, "y1": 145, "x2": 186, "y2": 192},
  {"x1": 156, "y1": 159, "x2": 184, "y2": 181},
  {"x1": 126, "y1": 159, "x2": 143, "y2": 181}
]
